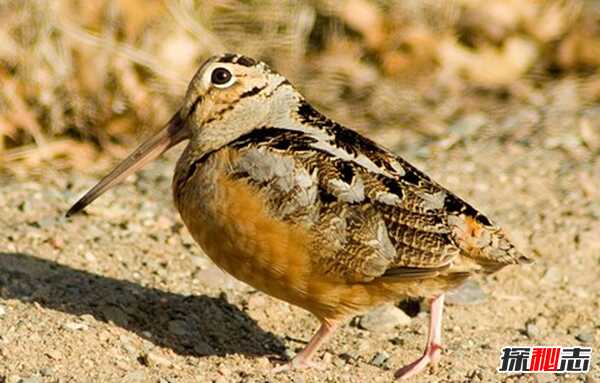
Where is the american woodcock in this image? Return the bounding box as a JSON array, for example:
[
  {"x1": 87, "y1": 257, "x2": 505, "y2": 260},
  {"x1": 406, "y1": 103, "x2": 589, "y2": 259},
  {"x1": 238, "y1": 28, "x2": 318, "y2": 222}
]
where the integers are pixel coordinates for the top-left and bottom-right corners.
[{"x1": 67, "y1": 53, "x2": 531, "y2": 379}]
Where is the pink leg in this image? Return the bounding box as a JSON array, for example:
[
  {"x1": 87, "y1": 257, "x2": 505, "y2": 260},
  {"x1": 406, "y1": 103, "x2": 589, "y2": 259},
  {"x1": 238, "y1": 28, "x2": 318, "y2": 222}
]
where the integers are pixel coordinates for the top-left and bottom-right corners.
[
  {"x1": 395, "y1": 294, "x2": 445, "y2": 380},
  {"x1": 272, "y1": 320, "x2": 337, "y2": 372}
]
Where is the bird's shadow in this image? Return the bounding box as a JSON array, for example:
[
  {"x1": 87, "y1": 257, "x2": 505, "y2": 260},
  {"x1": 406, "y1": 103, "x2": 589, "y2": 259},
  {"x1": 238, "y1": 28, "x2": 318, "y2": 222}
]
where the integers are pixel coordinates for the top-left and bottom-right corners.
[{"x1": 0, "y1": 252, "x2": 286, "y2": 358}]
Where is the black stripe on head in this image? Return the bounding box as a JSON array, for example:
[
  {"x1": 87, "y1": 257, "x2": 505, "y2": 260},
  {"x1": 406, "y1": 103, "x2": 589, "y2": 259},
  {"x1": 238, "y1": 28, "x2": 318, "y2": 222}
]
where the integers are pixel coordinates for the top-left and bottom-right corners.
[
  {"x1": 236, "y1": 56, "x2": 257, "y2": 67},
  {"x1": 216, "y1": 54, "x2": 257, "y2": 67},
  {"x1": 187, "y1": 95, "x2": 203, "y2": 116},
  {"x1": 216, "y1": 53, "x2": 238, "y2": 64},
  {"x1": 239, "y1": 84, "x2": 267, "y2": 99}
]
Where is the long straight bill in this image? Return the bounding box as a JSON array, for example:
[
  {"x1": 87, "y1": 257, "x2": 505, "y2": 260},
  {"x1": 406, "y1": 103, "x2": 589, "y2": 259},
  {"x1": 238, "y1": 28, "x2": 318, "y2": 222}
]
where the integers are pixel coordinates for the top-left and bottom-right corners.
[{"x1": 66, "y1": 111, "x2": 190, "y2": 217}]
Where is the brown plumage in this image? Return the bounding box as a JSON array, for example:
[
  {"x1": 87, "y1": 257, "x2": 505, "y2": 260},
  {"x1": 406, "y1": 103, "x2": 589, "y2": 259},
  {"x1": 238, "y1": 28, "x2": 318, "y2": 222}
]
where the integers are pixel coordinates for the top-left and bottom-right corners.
[{"x1": 67, "y1": 53, "x2": 532, "y2": 380}]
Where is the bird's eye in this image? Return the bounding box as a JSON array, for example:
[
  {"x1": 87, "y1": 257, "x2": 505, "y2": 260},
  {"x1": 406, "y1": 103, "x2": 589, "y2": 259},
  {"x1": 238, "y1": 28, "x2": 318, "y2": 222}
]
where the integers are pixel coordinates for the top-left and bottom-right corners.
[{"x1": 211, "y1": 67, "x2": 233, "y2": 87}]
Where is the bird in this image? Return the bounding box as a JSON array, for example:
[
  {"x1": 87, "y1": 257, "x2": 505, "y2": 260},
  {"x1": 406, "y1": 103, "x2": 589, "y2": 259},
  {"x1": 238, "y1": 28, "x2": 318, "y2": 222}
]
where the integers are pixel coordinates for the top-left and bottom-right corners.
[{"x1": 67, "y1": 53, "x2": 532, "y2": 379}]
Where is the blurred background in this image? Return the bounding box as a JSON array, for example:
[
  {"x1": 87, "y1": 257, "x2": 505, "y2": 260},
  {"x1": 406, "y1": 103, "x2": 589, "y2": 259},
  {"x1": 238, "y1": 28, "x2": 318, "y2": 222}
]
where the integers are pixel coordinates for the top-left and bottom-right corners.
[
  {"x1": 0, "y1": 0, "x2": 599, "y2": 176},
  {"x1": 1, "y1": 2, "x2": 600, "y2": 381}
]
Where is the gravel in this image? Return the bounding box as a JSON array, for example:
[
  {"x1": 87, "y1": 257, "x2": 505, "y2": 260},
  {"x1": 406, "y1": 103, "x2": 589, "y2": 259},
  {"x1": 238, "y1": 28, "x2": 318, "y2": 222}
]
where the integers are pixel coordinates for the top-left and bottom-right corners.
[
  {"x1": 119, "y1": 335, "x2": 138, "y2": 355},
  {"x1": 140, "y1": 351, "x2": 172, "y2": 367},
  {"x1": 541, "y1": 266, "x2": 562, "y2": 284},
  {"x1": 370, "y1": 351, "x2": 390, "y2": 368},
  {"x1": 62, "y1": 321, "x2": 88, "y2": 331},
  {"x1": 525, "y1": 322, "x2": 540, "y2": 339},
  {"x1": 575, "y1": 329, "x2": 594, "y2": 344},
  {"x1": 358, "y1": 304, "x2": 411, "y2": 332},
  {"x1": 1, "y1": 97, "x2": 599, "y2": 381},
  {"x1": 38, "y1": 368, "x2": 53, "y2": 377}
]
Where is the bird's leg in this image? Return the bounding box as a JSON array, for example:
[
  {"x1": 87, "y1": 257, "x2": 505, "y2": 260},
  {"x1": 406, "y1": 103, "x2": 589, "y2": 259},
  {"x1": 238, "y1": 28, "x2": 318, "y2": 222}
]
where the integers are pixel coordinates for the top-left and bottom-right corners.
[
  {"x1": 395, "y1": 294, "x2": 445, "y2": 380},
  {"x1": 272, "y1": 319, "x2": 338, "y2": 373}
]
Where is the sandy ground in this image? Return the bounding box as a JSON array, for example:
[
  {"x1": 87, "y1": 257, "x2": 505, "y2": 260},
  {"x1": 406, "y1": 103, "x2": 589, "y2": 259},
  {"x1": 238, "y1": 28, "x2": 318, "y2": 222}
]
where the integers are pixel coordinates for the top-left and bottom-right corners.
[{"x1": 1, "y1": 91, "x2": 599, "y2": 382}]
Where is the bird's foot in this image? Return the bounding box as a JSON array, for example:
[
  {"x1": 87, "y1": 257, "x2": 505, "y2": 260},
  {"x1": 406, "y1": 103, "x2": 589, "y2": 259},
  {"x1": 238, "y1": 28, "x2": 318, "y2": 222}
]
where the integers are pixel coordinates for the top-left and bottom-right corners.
[
  {"x1": 394, "y1": 343, "x2": 443, "y2": 380},
  {"x1": 270, "y1": 321, "x2": 336, "y2": 373},
  {"x1": 270, "y1": 355, "x2": 324, "y2": 373}
]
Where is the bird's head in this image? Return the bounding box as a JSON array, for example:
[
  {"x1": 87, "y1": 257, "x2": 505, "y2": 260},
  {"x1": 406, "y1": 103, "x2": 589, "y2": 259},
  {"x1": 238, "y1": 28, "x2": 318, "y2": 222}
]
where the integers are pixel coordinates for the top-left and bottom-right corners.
[{"x1": 66, "y1": 53, "x2": 294, "y2": 216}]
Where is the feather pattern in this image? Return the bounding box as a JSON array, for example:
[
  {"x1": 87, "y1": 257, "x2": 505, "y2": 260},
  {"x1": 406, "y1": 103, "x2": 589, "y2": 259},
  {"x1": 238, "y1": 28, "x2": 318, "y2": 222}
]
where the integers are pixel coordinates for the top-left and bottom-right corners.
[
  {"x1": 68, "y1": 53, "x2": 532, "y2": 375},
  {"x1": 169, "y1": 54, "x2": 531, "y2": 319},
  {"x1": 208, "y1": 97, "x2": 529, "y2": 284}
]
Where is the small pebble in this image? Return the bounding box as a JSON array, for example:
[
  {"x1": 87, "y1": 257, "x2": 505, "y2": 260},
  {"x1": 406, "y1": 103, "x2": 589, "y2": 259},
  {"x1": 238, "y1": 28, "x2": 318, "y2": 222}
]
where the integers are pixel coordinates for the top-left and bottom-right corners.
[
  {"x1": 49, "y1": 237, "x2": 65, "y2": 249},
  {"x1": 246, "y1": 293, "x2": 268, "y2": 310},
  {"x1": 541, "y1": 266, "x2": 561, "y2": 284},
  {"x1": 358, "y1": 304, "x2": 411, "y2": 332},
  {"x1": 62, "y1": 322, "x2": 88, "y2": 331},
  {"x1": 333, "y1": 355, "x2": 346, "y2": 368},
  {"x1": 0, "y1": 305, "x2": 6, "y2": 317},
  {"x1": 283, "y1": 348, "x2": 296, "y2": 361},
  {"x1": 525, "y1": 322, "x2": 540, "y2": 339},
  {"x1": 575, "y1": 329, "x2": 594, "y2": 344},
  {"x1": 370, "y1": 351, "x2": 390, "y2": 368},
  {"x1": 80, "y1": 314, "x2": 95, "y2": 322},
  {"x1": 119, "y1": 335, "x2": 137, "y2": 354},
  {"x1": 140, "y1": 351, "x2": 172, "y2": 367},
  {"x1": 83, "y1": 252, "x2": 96, "y2": 262},
  {"x1": 39, "y1": 368, "x2": 53, "y2": 377}
]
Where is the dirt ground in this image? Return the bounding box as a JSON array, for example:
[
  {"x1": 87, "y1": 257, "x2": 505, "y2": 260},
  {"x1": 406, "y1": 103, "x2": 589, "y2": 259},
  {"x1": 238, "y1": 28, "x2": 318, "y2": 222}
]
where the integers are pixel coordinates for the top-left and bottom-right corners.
[{"x1": 1, "y1": 83, "x2": 599, "y2": 382}]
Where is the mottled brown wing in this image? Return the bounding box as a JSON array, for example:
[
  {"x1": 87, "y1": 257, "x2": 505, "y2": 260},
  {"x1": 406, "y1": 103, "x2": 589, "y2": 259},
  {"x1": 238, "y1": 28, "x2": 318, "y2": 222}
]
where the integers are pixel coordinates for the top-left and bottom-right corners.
[
  {"x1": 293, "y1": 99, "x2": 530, "y2": 267},
  {"x1": 310, "y1": 153, "x2": 464, "y2": 279},
  {"x1": 227, "y1": 124, "x2": 530, "y2": 284},
  {"x1": 227, "y1": 136, "x2": 449, "y2": 283}
]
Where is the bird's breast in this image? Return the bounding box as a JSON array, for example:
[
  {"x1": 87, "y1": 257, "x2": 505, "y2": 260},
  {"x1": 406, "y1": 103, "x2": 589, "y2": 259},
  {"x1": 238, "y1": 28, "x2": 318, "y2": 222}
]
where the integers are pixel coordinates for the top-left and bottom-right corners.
[
  {"x1": 171, "y1": 147, "x2": 412, "y2": 320},
  {"x1": 173, "y1": 148, "x2": 324, "y2": 311}
]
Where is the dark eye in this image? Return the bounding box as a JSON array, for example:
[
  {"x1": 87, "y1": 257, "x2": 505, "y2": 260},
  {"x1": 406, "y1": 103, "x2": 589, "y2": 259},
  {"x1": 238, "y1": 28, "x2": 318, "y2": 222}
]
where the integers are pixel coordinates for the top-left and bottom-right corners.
[{"x1": 211, "y1": 67, "x2": 232, "y2": 85}]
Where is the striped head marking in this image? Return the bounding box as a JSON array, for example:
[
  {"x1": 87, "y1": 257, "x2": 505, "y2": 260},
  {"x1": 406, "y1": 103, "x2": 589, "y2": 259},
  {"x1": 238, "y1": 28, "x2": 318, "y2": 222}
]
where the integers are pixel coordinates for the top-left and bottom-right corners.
[
  {"x1": 180, "y1": 54, "x2": 292, "y2": 154},
  {"x1": 66, "y1": 53, "x2": 294, "y2": 216}
]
